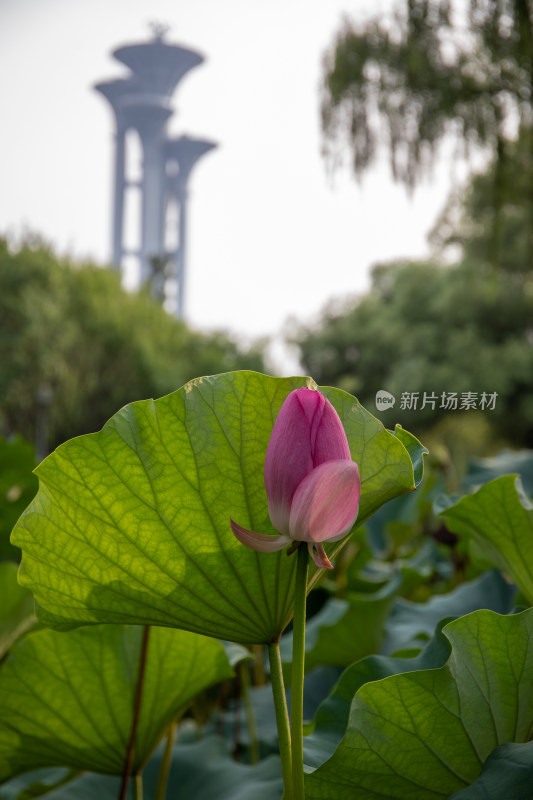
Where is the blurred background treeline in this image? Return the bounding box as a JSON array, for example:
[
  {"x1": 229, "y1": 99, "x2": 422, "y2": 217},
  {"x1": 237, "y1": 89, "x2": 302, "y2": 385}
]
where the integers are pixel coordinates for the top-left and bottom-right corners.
[{"x1": 0, "y1": 235, "x2": 265, "y2": 455}]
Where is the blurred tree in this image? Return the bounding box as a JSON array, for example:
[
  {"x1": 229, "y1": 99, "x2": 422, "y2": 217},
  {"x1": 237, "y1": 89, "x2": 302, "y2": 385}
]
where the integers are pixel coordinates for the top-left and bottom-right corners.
[
  {"x1": 0, "y1": 237, "x2": 266, "y2": 453},
  {"x1": 0, "y1": 436, "x2": 37, "y2": 562},
  {"x1": 322, "y1": 0, "x2": 533, "y2": 267},
  {"x1": 291, "y1": 258, "x2": 533, "y2": 447},
  {"x1": 430, "y1": 125, "x2": 533, "y2": 275}
]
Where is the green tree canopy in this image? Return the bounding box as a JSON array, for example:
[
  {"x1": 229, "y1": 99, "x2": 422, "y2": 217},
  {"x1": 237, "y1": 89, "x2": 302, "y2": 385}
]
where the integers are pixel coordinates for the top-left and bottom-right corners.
[
  {"x1": 291, "y1": 258, "x2": 533, "y2": 447},
  {"x1": 0, "y1": 236, "x2": 265, "y2": 453},
  {"x1": 430, "y1": 125, "x2": 533, "y2": 275},
  {"x1": 322, "y1": 0, "x2": 533, "y2": 184},
  {"x1": 322, "y1": 0, "x2": 533, "y2": 267}
]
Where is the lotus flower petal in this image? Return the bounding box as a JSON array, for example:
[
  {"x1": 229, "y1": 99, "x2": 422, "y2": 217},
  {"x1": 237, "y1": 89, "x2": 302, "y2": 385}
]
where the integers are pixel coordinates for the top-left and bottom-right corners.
[
  {"x1": 232, "y1": 388, "x2": 360, "y2": 569},
  {"x1": 264, "y1": 388, "x2": 352, "y2": 535},
  {"x1": 230, "y1": 519, "x2": 290, "y2": 553},
  {"x1": 308, "y1": 542, "x2": 333, "y2": 570},
  {"x1": 288, "y1": 459, "x2": 360, "y2": 544}
]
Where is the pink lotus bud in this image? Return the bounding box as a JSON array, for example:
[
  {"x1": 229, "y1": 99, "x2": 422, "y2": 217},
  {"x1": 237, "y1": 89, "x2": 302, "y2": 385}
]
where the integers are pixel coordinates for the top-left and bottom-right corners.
[{"x1": 231, "y1": 388, "x2": 360, "y2": 569}]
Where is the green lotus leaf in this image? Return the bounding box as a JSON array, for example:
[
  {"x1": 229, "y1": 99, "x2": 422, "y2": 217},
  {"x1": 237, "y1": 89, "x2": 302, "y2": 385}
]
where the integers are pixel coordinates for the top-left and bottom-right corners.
[
  {"x1": 0, "y1": 734, "x2": 284, "y2": 800},
  {"x1": 0, "y1": 768, "x2": 78, "y2": 800},
  {"x1": 143, "y1": 733, "x2": 283, "y2": 800},
  {"x1": 305, "y1": 608, "x2": 533, "y2": 799},
  {"x1": 463, "y1": 449, "x2": 533, "y2": 496},
  {"x1": 11, "y1": 372, "x2": 422, "y2": 644},
  {"x1": 303, "y1": 571, "x2": 518, "y2": 771},
  {"x1": 392, "y1": 425, "x2": 427, "y2": 488},
  {"x1": 439, "y1": 475, "x2": 533, "y2": 603},
  {"x1": 0, "y1": 624, "x2": 234, "y2": 782},
  {"x1": 449, "y1": 741, "x2": 533, "y2": 799},
  {"x1": 383, "y1": 568, "x2": 516, "y2": 654},
  {"x1": 303, "y1": 618, "x2": 452, "y2": 770}
]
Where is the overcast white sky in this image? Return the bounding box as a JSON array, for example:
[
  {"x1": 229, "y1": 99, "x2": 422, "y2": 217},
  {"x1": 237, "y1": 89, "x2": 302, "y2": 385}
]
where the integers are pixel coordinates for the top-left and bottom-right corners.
[{"x1": 0, "y1": 0, "x2": 458, "y2": 371}]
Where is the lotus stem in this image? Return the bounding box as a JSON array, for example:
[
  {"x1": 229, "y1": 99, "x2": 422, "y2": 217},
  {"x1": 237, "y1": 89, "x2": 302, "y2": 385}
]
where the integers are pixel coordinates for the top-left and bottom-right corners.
[{"x1": 268, "y1": 639, "x2": 293, "y2": 799}]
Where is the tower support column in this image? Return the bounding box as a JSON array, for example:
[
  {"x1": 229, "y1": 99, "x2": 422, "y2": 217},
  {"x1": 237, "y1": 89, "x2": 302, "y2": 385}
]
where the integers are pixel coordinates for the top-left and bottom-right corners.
[{"x1": 112, "y1": 122, "x2": 126, "y2": 270}]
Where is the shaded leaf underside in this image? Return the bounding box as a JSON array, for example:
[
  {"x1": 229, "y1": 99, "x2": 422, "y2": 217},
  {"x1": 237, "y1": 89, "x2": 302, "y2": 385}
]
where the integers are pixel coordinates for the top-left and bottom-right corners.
[
  {"x1": 305, "y1": 608, "x2": 533, "y2": 799},
  {"x1": 440, "y1": 474, "x2": 533, "y2": 605},
  {"x1": 0, "y1": 624, "x2": 234, "y2": 781}
]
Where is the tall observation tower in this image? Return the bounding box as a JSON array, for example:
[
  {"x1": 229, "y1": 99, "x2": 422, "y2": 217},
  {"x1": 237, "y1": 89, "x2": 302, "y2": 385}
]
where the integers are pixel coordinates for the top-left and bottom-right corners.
[{"x1": 95, "y1": 24, "x2": 216, "y2": 317}]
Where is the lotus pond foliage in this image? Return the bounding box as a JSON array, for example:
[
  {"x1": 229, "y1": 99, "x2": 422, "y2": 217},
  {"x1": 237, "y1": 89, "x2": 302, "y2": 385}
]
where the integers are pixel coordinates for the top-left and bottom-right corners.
[{"x1": 1, "y1": 371, "x2": 532, "y2": 799}]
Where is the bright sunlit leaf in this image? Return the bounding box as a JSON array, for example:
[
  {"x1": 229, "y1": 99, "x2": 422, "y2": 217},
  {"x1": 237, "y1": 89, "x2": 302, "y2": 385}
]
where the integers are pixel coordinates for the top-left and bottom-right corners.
[{"x1": 11, "y1": 372, "x2": 423, "y2": 644}]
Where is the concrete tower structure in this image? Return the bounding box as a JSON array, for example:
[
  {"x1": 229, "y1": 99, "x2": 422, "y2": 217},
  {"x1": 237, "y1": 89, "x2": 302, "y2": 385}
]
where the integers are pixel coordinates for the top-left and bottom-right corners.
[{"x1": 95, "y1": 25, "x2": 215, "y2": 317}]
